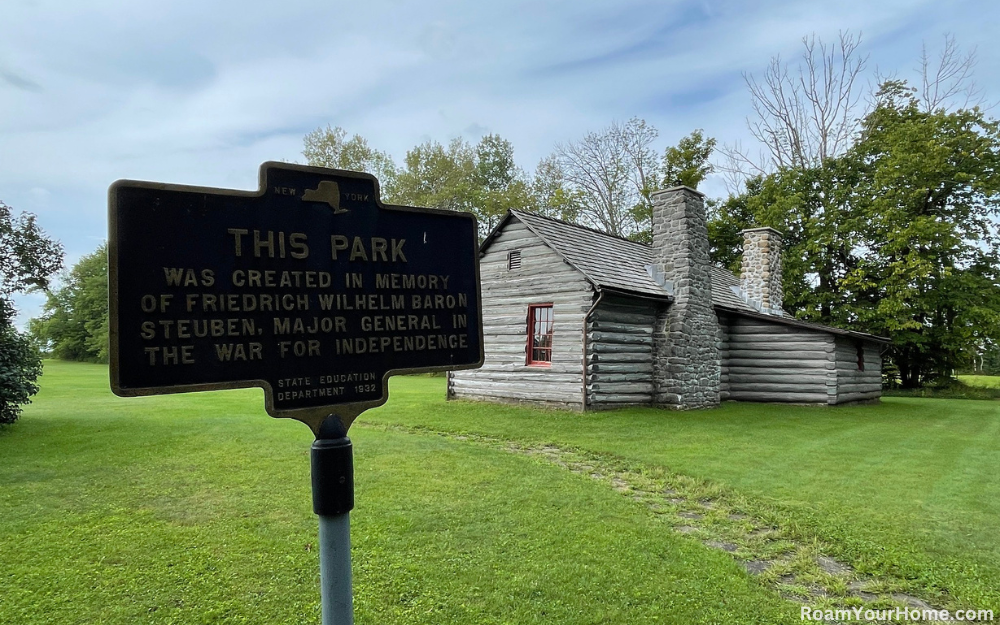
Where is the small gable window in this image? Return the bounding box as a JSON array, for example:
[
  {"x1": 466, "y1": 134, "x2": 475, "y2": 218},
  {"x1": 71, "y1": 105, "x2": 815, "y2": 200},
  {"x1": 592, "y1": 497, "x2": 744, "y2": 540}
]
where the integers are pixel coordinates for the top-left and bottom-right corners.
[
  {"x1": 527, "y1": 304, "x2": 553, "y2": 366},
  {"x1": 508, "y1": 250, "x2": 521, "y2": 270},
  {"x1": 856, "y1": 342, "x2": 865, "y2": 371}
]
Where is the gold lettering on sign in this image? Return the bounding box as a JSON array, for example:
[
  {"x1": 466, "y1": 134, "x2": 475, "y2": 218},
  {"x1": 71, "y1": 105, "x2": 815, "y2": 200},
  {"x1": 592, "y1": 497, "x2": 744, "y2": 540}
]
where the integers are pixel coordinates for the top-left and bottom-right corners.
[
  {"x1": 289, "y1": 233, "x2": 308, "y2": 259},
  {"x1": 163, "y1": 268, "x2": 215, "y2": 287},
  {"x1": 144, "y1": 345, "x2": 195, "y2": 365},
  {"x1": 229, "y1": 229, "x2": 310, "y2": 260},
  {"x1": 214, "y1": 342, "x2": 263, "y2": 361},
  {"x1": 278, "y1": 340, "x2": 321, "y2": 358},
  {"x1": 330, "y1": 236, "x2": 407, "y2": 262}
]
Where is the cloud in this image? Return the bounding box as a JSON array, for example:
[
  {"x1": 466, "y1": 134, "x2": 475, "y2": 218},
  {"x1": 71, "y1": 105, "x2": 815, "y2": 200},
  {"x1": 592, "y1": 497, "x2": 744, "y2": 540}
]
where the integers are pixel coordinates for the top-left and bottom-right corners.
[
  {"x1": 1, "y1": 69, "x2": 42, "y2": 92},
  {"x1": 0, "y1": 0, "x2": 997, "y2": 307}
]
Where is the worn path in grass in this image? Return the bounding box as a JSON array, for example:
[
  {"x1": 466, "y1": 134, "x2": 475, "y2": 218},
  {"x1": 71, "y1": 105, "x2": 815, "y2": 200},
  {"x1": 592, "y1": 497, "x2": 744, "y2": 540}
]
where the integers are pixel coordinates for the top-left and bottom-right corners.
[
  {"x1": 364, "y1": 376, "x2": 1000, "y2": 616},
  {"x1": 2, "y1": 361, "x2": 797, "y2": 624}
]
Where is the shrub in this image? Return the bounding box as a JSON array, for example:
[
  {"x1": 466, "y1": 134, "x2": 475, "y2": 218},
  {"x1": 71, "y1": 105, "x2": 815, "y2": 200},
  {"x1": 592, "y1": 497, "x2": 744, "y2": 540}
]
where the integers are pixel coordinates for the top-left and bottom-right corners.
[{"x1": 0, "y1": 301, "x2": 43, "y2": 424}]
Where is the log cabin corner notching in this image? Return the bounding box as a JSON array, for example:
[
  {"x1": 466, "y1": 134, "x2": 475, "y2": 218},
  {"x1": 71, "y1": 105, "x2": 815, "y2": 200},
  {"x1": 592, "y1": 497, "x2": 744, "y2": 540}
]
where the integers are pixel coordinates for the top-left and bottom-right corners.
[{"x1": 448, "y1": 186, "x2": 888, "y2": 410}]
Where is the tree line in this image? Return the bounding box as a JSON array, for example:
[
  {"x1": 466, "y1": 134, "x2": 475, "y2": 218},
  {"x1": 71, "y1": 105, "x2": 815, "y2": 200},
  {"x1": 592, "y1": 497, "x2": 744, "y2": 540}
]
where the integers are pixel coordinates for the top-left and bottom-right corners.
[
  {"x1": 21, "y1": 32, "x2": 1000, "y2": 414},
  {"x1": 301, "y1": 120, "x2": 715, "y2": 242}
]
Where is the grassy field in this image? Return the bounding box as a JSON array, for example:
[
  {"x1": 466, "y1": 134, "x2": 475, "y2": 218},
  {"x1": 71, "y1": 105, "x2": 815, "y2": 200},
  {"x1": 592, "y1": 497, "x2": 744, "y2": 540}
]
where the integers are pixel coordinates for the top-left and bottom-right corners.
[
  {"x1": 959, "y1": 375, "x2": 1000, "y2": 389},
  {"x1": 369, "y1": 380, "x2": 1000, "y2": 611},
  {"x1": 1, "y1": 361, "x2": 793, "y2": 624},
  {"x1": 2, "y1": 362, "x2": 999, "y2": 623}
]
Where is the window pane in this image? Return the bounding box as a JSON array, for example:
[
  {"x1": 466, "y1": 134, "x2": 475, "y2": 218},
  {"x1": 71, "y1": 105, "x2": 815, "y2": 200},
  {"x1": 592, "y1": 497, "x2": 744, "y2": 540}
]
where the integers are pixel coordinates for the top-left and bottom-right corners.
[{"x1": 528, "y1": 305, "x2": 554, "y2": 364}]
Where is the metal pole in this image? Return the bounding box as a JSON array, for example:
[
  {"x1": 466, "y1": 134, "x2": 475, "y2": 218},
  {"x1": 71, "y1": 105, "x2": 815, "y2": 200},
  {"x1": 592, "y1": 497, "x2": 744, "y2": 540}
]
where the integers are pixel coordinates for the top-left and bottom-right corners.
[
  {"x1": 311, "y1": 417, "x2": 354, "y2": 625},
  {"x1": 318, "y1": 512, "x2": 352, "y2": 624}
]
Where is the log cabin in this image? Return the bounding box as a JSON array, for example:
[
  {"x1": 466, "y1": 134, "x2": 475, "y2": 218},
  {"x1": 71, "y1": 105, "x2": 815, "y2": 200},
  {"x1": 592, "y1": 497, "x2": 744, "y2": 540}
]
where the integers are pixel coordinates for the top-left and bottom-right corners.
[{"x1": 448, "y1": 185, "x2": 888, "y2": 410}]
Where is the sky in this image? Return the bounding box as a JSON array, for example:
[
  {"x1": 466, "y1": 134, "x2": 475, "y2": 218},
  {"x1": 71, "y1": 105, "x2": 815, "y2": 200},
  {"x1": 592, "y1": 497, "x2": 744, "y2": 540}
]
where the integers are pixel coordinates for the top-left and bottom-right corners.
[{"x1": 3, "y1": 0, "x2": 1000, "y2": 326}]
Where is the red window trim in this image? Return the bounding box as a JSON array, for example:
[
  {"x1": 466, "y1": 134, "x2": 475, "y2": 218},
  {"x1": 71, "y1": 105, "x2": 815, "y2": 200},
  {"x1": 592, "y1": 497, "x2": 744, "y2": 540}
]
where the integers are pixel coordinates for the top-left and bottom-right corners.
[{"x1": 526, "y1": 303, "x2": 554, "y2": 367}]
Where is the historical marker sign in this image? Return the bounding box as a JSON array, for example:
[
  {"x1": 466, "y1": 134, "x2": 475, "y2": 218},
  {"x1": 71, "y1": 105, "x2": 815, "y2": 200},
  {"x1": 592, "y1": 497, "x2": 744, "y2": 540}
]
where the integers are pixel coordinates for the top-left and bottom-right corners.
[{"x1": 110, "y1": 162, "x2": 483, "y2": 429}]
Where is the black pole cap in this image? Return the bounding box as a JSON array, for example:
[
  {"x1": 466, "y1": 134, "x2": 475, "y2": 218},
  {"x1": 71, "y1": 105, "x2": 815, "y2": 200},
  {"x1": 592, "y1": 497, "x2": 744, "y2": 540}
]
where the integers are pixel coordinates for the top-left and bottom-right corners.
[{"x1": 311, "y1": 415, "x2": 354, "y2": 516}]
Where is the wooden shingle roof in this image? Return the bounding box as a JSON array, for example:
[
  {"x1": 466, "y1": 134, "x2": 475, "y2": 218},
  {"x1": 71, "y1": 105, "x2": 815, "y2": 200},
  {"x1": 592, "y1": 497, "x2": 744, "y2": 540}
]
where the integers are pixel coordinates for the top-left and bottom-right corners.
[
  {"x1": 481, "y1": 209, "x2": 889, "y2": 343},
  {"x1": 506, "y1": 209, "x2": 671, "y2": 299}
]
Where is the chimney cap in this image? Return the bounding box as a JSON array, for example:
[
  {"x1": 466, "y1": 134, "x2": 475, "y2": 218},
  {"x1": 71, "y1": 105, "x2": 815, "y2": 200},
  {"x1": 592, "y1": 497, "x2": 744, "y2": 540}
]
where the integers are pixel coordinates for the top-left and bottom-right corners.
[
  {"x1": 741, "y1": 226, "x2": 783, "y2": 237},
  {"x1": 651, "y1": 185, "x2": 705, "y2": 199}
]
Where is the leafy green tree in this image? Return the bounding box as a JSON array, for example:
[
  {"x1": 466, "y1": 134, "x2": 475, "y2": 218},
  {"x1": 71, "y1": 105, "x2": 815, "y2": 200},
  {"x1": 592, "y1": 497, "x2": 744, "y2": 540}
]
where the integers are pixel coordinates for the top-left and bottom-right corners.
[
  {"x1": 983, "y1": 344, "x2": 1000, "y2": 375},
  {"x1": 662, "y1": 129, "x2": 717, "y2": 189},
  {"x1": 393, "y1": 134, "x2": 536, "y2": 237},
  {"x1": 0, "y1": 201, "x2": 63, "y2": 424},
  {"x1": 303, "y1": 125, "x2": 399, "y2": 200},
  {"x1": 0, "y1": 202, "x2": 63, "y2": 296},
  {"x1": 0, "y1": 299, "x2": 42, "y2": 425},
  {"x1": 710, "y1": 80, "x2": 1000, "y2": 387},
  {"x1": 31, "y1": 243, "x2": 108, "y2": 363},
  {"x1": 708, "y1": 180, "x2": 759, "y2": 272},
  {"x1": 630, "y1": 128, "x2": 717, "y2": 243},
  {"x1": 844, "y1": 82, "x2": 1000, "y2": 387},
  {"x1": 473, "y1": 134, "x2": 534, "y2": 234},
  {"x1": 395, "y1": 138, "x2": 478, "y2": 214},
  {"x1": 530, "y1": 155, "x2": 584, "y2": 224}
]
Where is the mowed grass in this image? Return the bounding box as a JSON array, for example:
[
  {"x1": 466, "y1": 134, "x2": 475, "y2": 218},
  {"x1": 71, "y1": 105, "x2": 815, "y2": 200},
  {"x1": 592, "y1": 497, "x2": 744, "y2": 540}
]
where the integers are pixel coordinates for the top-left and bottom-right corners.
[
  {"x1": 2, "y1": 361, "x2": 795, "y2": 625},
  {"x1": 366, "y1": 377, "x2": 1000, "y2": 612},
  {"x1": 959, "y1": 374, "x2": 1000, "y2": 389}
]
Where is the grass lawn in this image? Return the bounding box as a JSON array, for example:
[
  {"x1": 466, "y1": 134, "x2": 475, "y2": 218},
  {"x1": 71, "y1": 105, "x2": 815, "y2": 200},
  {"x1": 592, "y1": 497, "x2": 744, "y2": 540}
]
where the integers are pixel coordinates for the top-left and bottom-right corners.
[
  {"x1": 365, "y1": 377, "x2": 1000, "y2": 613},
  {"x1": 959, "y1": 375, "x2": 1000, "y2": 389},
  {"x1": 3, "y1": 362, "x2": 999, "y2": 623},
  {"x1": 2, "y1": 361, "x2": 794, "y2": 625}
]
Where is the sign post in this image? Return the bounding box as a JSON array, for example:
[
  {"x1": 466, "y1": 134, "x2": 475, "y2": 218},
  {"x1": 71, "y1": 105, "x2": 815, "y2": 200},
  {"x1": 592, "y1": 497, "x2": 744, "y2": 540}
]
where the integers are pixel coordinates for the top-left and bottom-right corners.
[
  {"x1": 312, "y1": 416, "x2": 355, "y2": 624},
  {"x1": 109, "y1": 162, "x2": 484, "y2": 623}
]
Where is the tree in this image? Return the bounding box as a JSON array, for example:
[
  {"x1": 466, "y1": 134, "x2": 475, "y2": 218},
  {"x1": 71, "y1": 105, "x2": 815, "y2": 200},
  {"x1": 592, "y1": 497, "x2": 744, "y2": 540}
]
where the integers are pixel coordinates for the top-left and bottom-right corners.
[
  {"x1": 844, "y1": 82, "x2": 1000, "y2": 387},
  {"x1": 393, "y1": 134, "x2": 536, "y2": 237},
  {"x1": 719, "y1": 31, "x2": 867, "y2": 192},
  {"x1": 707, "y1": 178, "x2": 761, "y2": 272},
  {"x1": 303, "y1": 125, "x2": 399, "y2": 200},
  {"x1": 554, "y1": 118, "x2": 658, "y2": 238},
  {"x1": 983, "y1": 344, "x2": 1000, "y2": 375},
  {"x1": 472, "y1": 134, "x2": 534, "y2": 234},
  {"x1": 0, "y1": 202, "x2": 63, "y2": 297},
  {"x1": 710, "y1": 80, "x2": 1000, "y2": 388},
  {"x1": 31, "y1": 243, "x2": 109, "y2": 363},
  {"x1": 530, "y1": 155, "x2": 584, "y2": 223},
  {"x1": 662, "y1": 129, "x2": 717, "y2": 189},
  {"x1": 0, "y1": 299, "x2": 42, "y2": 425},
  {"x1": 919, "y1": 34, "x2": 986, "y2": 112},
  {"x1": 395, "y1": 138, "x2": 479, "y2": 214},
  {"x1": 629, "y1": 128, "x2": 717, "y2": 243},
  {"x1": 0, "y1": 201, "x2": 63, "y2": 424}
]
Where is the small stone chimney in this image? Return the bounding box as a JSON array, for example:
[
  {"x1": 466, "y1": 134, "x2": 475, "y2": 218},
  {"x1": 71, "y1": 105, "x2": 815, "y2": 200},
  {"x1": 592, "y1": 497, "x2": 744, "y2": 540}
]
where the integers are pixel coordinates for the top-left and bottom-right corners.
[
  {"x1": 650, "y1": 186, "x2": 720, "y2": 409},
  {"x1": 740, "y1": 227, "x2": 784, "y2": 316}
]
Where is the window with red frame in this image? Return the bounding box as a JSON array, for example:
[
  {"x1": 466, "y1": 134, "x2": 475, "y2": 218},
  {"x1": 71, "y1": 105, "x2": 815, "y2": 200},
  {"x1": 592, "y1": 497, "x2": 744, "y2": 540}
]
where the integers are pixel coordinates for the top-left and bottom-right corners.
[{"x1": 527, "y1": 304, "x2": 554, "y2": 365}]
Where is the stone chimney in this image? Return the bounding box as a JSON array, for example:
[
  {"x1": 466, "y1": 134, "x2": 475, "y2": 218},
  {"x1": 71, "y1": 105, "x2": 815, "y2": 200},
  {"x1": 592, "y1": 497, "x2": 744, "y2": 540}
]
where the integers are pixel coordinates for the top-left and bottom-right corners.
[
  {"x1": 740, "y1": 227, "x2": 784, "y2": 316},
  {"x1": 650, "y1": 186, "x2": 720, "y2": 409}
]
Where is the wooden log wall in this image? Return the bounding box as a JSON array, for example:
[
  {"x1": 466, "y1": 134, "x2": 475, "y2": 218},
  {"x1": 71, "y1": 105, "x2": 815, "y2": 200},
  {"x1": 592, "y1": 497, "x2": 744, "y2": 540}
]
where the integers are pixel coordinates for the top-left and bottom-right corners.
[
  {"x1": 585, "y1": 295, "x2": 657, "y2": 408},
  {"x1": 448, "y1": 218, "x2": 593, "y2": 409},
  {"x1": 723, "y1": 316, "x2": 837, "y2": 404},
  {"x1": 832, "y1": 337, "x2": 883, "y2": 404},
  {"x1": 718, "y1": 313, "x2": 730, "y2": 400}
]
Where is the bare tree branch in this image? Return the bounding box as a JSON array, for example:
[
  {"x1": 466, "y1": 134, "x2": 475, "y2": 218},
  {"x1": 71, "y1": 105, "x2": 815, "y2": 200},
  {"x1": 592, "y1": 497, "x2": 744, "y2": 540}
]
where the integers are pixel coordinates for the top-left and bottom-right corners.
[
  {"x1": 920, "y1": 34, "x2": 986, "y2": 111},
  {"x1": 717, "y1": 31, "x2": 868, "y2": 189},
  {"x1": 554, "y1": 118, "x2": 657, "y2": 237}
]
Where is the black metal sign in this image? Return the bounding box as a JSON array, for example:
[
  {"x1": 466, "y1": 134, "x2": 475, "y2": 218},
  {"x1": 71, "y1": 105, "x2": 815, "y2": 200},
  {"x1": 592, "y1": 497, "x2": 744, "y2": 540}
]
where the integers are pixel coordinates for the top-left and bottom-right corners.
[{"x1": 109, "y1": 162, "x2": 483, "y2": 428}]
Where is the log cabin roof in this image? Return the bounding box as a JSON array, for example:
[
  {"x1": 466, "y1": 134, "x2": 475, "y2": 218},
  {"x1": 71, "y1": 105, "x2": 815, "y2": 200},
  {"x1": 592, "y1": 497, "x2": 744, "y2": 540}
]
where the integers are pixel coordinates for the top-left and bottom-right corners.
[
  {"x1": 500, "y1": 209, "x2": 671, "y2": 299},
  {"x1": 482, "y1": 209, "x2": 889, "y2": 344}
]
